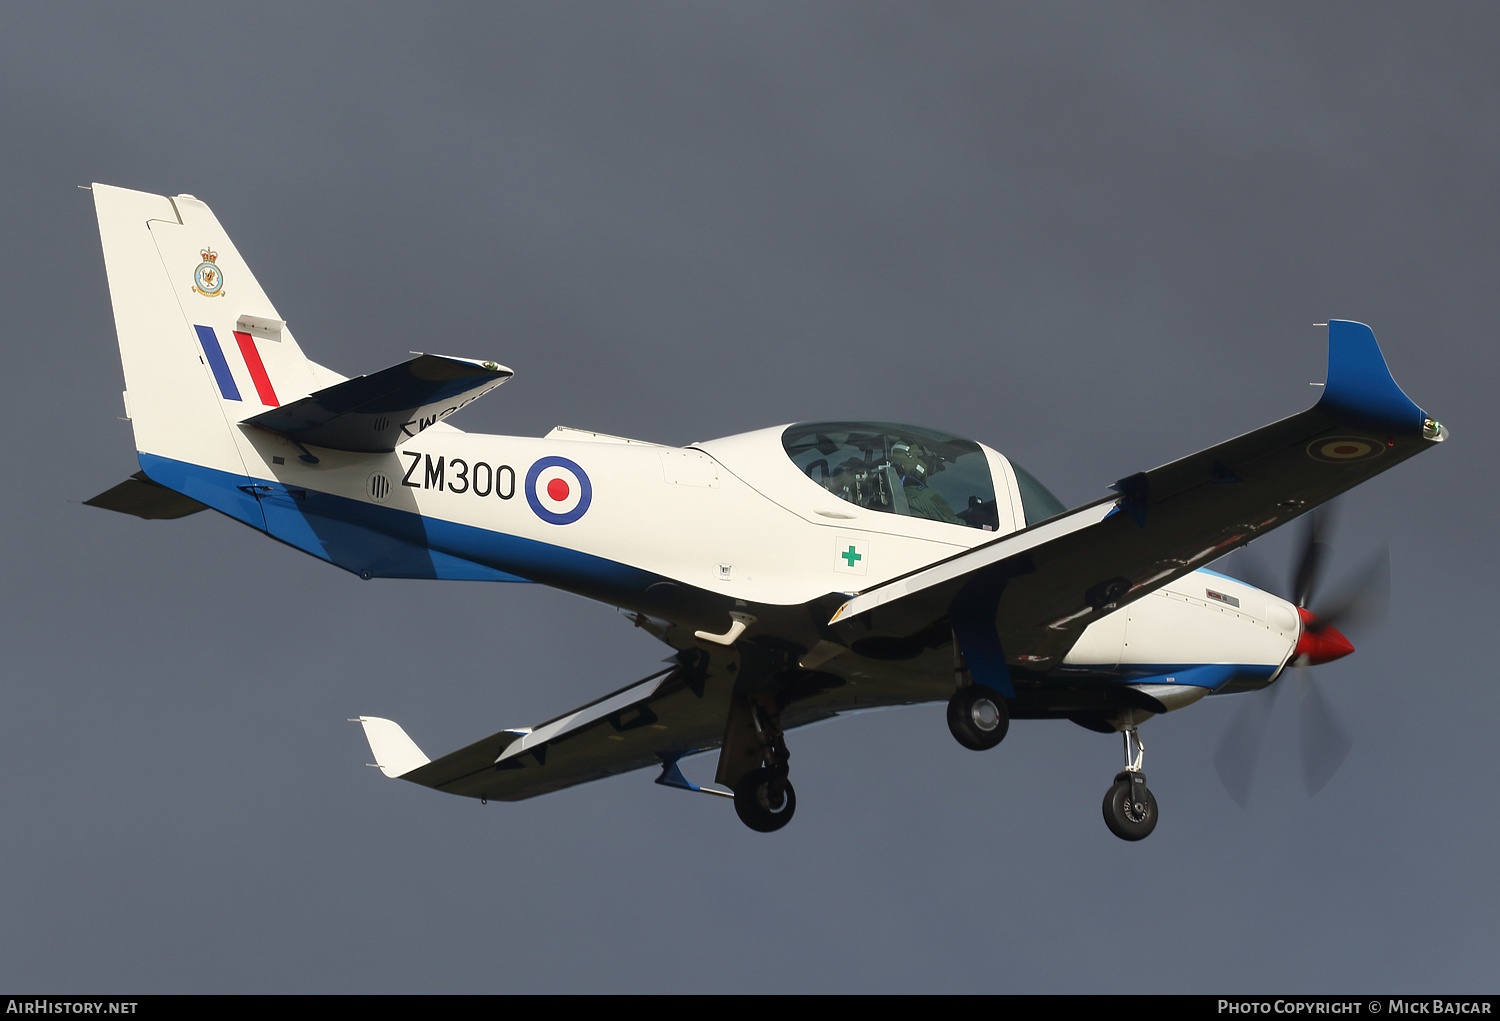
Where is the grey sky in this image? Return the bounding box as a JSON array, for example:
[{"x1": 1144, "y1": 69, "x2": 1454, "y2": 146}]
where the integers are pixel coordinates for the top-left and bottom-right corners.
[{"x1": 0, "y1": 2, "x2": 1494, "y2": 992}]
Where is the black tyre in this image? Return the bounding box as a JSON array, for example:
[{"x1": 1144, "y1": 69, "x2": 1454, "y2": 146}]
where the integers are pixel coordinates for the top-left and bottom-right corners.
[
  {"x1": 1102, "y1": 777, "x2": 1158, "y2": 841},
  {"x1": 733, "y1": 767, "x2": 797, "y2": 833},
  {"x1": 946, "y1": 685, "x2": 1010, "y2": 751}
]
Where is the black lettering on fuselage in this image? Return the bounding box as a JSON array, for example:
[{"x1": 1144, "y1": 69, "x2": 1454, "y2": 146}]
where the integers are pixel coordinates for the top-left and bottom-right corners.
[
  {"x1": 403, "y1": 451, "x2": 517, "y2": 498},
  {"x1": 401, "y1": 451, "x2": 422, "y2": 487}
]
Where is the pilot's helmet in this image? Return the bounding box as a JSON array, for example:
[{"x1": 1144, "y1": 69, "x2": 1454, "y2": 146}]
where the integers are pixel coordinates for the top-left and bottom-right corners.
[{"x1": 891, "y1": 442, "x2": 940, "y2": 481}]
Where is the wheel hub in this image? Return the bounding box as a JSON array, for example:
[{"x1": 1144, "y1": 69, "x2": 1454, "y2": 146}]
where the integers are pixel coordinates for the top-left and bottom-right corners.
[{"x1": 970, "y1": 699, "x2": 1000, "y2": 731}]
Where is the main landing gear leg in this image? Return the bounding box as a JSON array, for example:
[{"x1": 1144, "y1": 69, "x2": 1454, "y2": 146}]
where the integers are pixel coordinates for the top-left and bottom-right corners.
[
  {"x1": 731, "y1": 704, "x2": 796, "y2": 833},
  {"x1": 945, "y1": 640, "x2": 1010, "y2": 751},
  {"x1": 1102, "y1": 725, "x2": 1158, "y2": 841}
]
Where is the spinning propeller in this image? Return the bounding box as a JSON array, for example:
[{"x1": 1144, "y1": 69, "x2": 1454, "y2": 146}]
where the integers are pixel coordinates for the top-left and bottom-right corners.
[{"x1": 1213, "y1": 506, "x2": 1390, "y2": 805}]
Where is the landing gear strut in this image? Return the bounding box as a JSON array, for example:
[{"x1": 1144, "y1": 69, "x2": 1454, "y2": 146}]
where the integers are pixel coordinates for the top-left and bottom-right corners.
[
  {"x1": 946, "y1": 639, "x2": 1010, "y2": 751},
  {"x1": 1102, "y1": 726, "x2": 1157, "y2": 841},
  {"x1": 729, "y1": 703, "x2": 796, "y2": 833}
]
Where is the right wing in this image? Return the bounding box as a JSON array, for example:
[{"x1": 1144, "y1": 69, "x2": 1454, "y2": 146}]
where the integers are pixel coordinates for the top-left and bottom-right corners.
[{"x1": 829, "y1": 320, "x2": 1446, "y2": 686}]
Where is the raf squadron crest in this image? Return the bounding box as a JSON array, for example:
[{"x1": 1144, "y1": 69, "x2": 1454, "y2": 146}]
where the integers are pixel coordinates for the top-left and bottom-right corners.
[{"x1": 192, "y1": 248, "x2": 226, "y2": 297}]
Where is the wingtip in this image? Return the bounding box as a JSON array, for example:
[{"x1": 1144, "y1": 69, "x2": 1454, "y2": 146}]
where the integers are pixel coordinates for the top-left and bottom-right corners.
[
  {"x1": 1317, "y1": 320, "x2": 1427, "y2": 432},
  {"x1": 356, "y1": 716, "x2": 431, "y2": 778}
]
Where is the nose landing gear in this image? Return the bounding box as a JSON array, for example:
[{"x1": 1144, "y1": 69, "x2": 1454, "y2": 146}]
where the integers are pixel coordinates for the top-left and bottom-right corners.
[{"x1": 1102, "y1": 725, "x2": 1157, "y2": 841}]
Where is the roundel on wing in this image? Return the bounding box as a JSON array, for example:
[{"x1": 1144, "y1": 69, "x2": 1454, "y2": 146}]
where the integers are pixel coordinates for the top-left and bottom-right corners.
[
  {"x1": 1306, "y1": 436, "x2": 1385, "y2": 464},
  {"x1": 525, "y1": 456, "x2": 592, "y2": 524}
]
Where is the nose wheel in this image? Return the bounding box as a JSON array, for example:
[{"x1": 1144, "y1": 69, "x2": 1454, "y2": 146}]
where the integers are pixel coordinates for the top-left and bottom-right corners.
[
  {"x1": 1102, "y1": 726, "x2": 1158, "y2": 841},
  {"x1": 1103, "y1": 771, "x2": 1157, "y2": 840}
]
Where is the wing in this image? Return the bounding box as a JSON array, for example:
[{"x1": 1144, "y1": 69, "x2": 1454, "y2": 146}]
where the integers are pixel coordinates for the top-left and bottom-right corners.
[
  {"x1": 359, "y1": 650, "x2": 735, "y2": 802},
  {"x1": 829, "y1": 320, "x2": 1446, "y2": 691}
]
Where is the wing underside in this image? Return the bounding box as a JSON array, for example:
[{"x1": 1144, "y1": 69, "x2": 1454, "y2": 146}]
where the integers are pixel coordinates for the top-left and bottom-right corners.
[{"x1": 382, "y1": 654, "x2": 736, "y2": 802}]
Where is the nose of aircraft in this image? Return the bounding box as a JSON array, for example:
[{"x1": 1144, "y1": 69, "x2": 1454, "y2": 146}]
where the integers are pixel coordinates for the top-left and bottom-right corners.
[{"x1": 1293, "y1": 606, "x2": 1355, "y2": 665}]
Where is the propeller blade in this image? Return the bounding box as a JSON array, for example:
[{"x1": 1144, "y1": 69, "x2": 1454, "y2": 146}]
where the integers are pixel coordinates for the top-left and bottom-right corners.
[
  {"x1": 1296, "y1": 664, "x2": 1352, "y2": 797},
  {"x1": 1314, "y1": 546, "x2": 1391, "y2": 640},
  {"x1": 1224, "y1": 544, "x2": 1279, "y2": 596},
  {"x1": 1213, "y1": 680, "x2": 1284, "y2": 808},
  {"x1": 1291, "y1": 506, "x2": 1336, "y2": 608}
]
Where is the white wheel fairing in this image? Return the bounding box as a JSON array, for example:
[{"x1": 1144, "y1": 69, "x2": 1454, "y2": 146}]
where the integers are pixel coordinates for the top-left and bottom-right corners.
[{"x1": 526, "y1": 456, "x2": 592, "y2": 524}]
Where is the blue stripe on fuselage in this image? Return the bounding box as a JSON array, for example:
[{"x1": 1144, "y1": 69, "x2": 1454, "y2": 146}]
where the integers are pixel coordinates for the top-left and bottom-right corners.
[
  {"x1": 1106, "y1": 662, "x2": 1279, "y2": 689},
  {"x1": 136, "y1": 453, "x2": 665, "y2": 595}
]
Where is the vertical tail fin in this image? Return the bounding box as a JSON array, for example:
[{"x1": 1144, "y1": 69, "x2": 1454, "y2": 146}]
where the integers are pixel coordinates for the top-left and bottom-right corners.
[{"x1": 93, "y1": 184, "x2": 323, "y2": 523}]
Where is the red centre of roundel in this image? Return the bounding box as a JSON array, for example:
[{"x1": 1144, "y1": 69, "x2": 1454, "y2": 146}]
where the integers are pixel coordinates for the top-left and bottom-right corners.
[
  {"x1": 547, "y1": 478, "x2": 571, "y2": 502},
  {"x1": 1334, "y1": 444, "x2": 1359, "y2": 455}
]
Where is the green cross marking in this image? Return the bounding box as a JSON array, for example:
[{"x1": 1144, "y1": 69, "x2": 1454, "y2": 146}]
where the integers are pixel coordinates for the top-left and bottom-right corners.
[{"x1": 841, "y1": 545, "x2": 862, "y2": 567}]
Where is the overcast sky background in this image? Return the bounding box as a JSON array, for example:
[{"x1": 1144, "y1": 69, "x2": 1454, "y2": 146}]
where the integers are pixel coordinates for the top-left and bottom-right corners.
[{"x1": 0, "y1": 2, "x2": 1494, "y2": 993}]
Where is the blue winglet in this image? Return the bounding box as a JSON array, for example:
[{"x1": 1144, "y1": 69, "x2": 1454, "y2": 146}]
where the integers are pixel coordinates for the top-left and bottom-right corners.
[
  {"x1": 1317, "y1": 320, "x2": 1426, "y2": 432},
  {"x1": 655, "y1": 752, "x2": 702, "y2": 792}
]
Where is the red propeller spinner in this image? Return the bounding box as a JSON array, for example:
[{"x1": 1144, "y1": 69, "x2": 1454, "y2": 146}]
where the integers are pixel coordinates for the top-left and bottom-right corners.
[{"x1": 1293, "y1": 607, "x2": 1355, "y2": 665}]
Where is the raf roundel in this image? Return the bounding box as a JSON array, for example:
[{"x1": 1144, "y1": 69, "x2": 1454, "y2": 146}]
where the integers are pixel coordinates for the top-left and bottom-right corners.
[
  {"x1": 1307, "y1": 436, "x2": 1385, "y2": 464},
  {"x1": 525, "y1": 456, "x2": 592, "y2": 525}
]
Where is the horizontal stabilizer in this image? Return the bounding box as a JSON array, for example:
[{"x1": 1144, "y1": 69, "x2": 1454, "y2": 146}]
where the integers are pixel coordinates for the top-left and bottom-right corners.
[
  {"x1": 357, "y1": 717, "x2": 431, "y2": 778},
  {"x1": 84, "y1": 471, "x2": 208, "y2": 520},
  {"x1": 245, "y1": 354, "x2": 512, "y2": 453}
]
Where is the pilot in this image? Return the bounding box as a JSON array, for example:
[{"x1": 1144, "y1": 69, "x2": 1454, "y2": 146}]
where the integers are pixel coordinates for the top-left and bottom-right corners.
[
  {"x1": 830, "y1": 455, "x2": 888, "y2": 510},
  {"x1": 889, "y1": 442, "x2": 963, "y2": 524}
]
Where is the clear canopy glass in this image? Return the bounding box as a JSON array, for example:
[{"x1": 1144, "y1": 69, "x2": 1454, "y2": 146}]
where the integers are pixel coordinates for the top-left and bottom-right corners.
[{"x1": 782, "y1": 421, "x2": 1000, "y2": 531}]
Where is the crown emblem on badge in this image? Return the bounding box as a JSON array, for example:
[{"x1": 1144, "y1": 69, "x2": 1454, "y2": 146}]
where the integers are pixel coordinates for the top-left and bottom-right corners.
[{"x1": 193, "y1": 246, "x2": 226, "y2": 297}]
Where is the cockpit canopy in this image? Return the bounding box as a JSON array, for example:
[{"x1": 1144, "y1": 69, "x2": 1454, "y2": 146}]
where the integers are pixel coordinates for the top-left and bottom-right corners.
[{"x1": 782, "y1": 421, "x2": 1000, "y2": 531}]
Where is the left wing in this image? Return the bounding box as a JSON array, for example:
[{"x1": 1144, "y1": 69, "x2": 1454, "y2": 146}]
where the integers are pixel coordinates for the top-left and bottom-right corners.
[
  {"x1": 359, "y1": 651, "x2": 735, "y2": 802},
  {"x1": 829, "y1": 320, "x2": 1445, "y2": 688}
]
